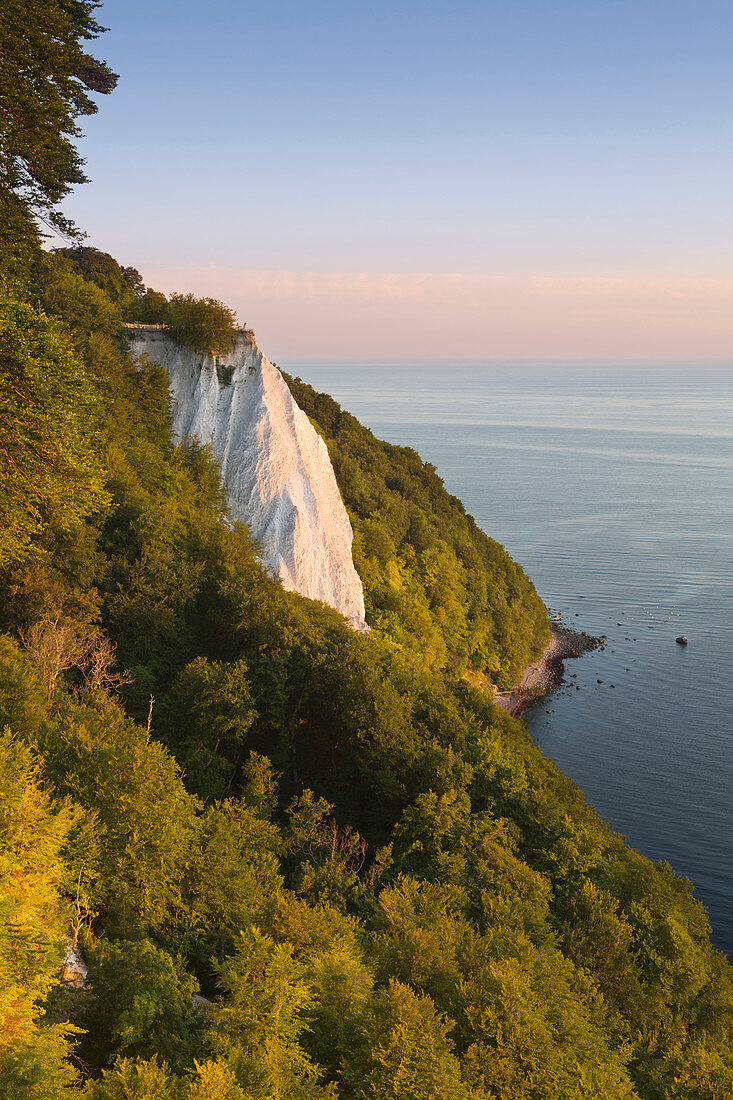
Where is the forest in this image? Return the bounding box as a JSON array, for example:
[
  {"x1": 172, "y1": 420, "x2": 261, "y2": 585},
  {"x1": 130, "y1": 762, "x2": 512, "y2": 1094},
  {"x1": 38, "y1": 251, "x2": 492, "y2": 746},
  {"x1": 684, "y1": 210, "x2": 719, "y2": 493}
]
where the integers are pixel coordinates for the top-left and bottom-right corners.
[{"x1": 1, "y1": 4, "x2": 733, "y2": 1098}]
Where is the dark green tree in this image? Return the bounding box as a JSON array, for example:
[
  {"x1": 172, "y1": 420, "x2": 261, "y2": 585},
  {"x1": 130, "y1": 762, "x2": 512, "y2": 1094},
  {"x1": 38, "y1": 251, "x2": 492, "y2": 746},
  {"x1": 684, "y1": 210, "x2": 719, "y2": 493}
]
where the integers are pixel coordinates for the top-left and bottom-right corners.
[
  {"x1": 55, "y1": 247, "x2": 143, "y2": 304},
  {"x1": 212, "y1": 927, "x2": 335, "y2": 1098},
  {"x1": 82, "y1": 938, "x2": 201, "y2": 1070},
  {"x1": 0, "y1": 287, "x2": 108, "y2": 567},
  {"x1": 0, "y1": 0, "x2": 118, "y2": 280},
  {"x1": 161, "y1": 657, "x2": 257, "y2": 800},
  {"x1": 126, "y1": 287, "x2": 169, "y2": 325},
  {"x1": 167, "y1": 294, "x2": 238, "y2": 357},
  {"x1": 340, "y1": 980, "x2": 469, "y2": 1100}
]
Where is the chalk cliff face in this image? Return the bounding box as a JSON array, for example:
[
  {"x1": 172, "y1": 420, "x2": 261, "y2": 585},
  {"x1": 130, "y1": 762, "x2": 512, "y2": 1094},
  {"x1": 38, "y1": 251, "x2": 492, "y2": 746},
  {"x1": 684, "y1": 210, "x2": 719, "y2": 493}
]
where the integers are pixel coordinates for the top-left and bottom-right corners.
[{"x1": 126, "y1": 330, "x2": 368, "y2": 631}]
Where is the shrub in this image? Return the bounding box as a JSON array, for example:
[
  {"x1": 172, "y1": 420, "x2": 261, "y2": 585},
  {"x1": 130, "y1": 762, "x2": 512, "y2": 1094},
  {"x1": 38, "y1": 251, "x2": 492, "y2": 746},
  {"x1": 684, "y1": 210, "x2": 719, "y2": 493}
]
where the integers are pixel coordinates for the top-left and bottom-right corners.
[{"x1": 166, "y1": 294, "x2": 238, "y2": 357}]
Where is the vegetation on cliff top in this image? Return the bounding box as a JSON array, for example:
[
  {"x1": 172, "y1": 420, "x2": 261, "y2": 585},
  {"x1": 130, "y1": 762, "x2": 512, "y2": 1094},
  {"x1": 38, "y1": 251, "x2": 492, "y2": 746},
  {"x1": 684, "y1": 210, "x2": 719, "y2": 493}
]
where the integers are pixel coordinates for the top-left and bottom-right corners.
[{"x1": 164, "y1": 293, "x2": 239, "y2": 358}]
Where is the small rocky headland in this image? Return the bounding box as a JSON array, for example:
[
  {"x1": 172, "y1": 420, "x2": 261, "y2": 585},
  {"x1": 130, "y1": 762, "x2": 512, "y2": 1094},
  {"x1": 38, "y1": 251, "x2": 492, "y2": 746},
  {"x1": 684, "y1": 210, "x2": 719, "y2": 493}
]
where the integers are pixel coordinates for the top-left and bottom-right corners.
[{"x1": 494, "y1": 620, "x2": 604, "y2": 718}]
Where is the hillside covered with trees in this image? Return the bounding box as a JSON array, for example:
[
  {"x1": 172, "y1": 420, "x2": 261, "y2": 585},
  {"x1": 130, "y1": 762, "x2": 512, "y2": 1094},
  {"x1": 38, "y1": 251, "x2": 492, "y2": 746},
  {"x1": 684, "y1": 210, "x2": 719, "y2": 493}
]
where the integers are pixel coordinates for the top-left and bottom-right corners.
[
  {"x1": 1, "y1": 4, "x2": 732, "y2": 1098},
  {"x1": 284, "y1": 374, "x2": 548, "y2": 684}
]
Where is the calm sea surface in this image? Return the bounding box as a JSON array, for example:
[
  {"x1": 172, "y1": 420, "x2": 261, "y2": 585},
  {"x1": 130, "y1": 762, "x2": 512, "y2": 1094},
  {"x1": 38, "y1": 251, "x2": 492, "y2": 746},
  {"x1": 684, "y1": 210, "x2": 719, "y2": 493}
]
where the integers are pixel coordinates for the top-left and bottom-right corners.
[{"x1": 283, "y1": 360, "x2": 733, "y2": 958}]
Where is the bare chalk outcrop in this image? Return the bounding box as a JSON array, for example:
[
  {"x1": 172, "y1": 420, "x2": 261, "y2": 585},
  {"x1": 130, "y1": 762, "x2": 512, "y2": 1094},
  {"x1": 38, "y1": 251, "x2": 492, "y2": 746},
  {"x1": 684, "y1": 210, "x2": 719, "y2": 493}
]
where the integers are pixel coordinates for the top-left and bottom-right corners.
[{"x1": 126, "y1": 330, "x2": 368, "y2": 631}]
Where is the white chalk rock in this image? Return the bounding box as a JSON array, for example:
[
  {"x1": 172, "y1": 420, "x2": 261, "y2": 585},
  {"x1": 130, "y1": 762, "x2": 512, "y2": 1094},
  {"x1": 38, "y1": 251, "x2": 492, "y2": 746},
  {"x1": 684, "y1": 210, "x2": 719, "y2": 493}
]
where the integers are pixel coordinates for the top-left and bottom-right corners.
[{"x1": 125, "y1": 330, "x2": 368, "y2": 631}]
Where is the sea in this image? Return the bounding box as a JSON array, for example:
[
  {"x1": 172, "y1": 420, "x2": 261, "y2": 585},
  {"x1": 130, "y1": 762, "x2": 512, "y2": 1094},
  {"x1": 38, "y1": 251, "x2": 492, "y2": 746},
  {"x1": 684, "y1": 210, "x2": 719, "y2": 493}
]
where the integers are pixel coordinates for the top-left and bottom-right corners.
[{"x1": 283, "y1": 360, "x2": 733, "y2": 959}]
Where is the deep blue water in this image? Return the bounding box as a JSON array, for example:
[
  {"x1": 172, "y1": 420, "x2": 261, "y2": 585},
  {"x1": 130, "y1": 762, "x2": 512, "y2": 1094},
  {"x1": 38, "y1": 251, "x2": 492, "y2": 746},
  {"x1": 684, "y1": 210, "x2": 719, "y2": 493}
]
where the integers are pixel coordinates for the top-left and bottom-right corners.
[{"x1": 283, "y1": 360, "x2": 733, "y2": 958}]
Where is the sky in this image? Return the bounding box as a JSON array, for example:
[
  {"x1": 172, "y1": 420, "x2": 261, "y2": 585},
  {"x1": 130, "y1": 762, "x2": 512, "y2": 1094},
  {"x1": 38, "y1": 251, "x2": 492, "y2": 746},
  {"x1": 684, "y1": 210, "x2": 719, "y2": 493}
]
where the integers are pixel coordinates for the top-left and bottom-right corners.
[{"x1": 64, "y1": 0, "x2": 733, "y2": 362}]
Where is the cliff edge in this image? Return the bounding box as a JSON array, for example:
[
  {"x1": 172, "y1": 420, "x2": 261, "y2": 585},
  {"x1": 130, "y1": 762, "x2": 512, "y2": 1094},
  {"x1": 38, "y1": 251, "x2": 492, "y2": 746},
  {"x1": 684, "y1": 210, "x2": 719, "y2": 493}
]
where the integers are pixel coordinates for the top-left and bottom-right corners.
[{"x1": 125, "y1": 329, "x2": 368, "y2": 631}]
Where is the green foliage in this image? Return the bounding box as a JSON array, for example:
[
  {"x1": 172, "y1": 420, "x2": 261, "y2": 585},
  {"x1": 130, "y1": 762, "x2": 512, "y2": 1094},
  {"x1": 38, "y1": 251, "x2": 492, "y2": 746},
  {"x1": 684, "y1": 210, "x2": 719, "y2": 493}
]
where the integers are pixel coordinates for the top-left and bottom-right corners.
[
  {"x1": 340, "y1": 979, "x2": 468, "y2": 1100},
  {"x1": 160, "y1": 657, "x2": 257, "y2": 800},
  {"x1": 166, "y1": 294, "x2": 238, "y2": 357},
  {"x1": 284, "y1": 373, "x2": 549, "y2": 686},
  {"x1": 0, "y1": 191, "x2": 42, "y2": 290},
  {"x1": 35, "y1": 695, "x2": 200, "y2": 934},
  {"x1": 212, "y1": 926, "x2": 335, "y2": 1098},
  {"x1": 83, "y1": 938, "x2": 201, "y2": 1070},
  {"x1": 99, "y1": 440, "x2": 233, "y2": 712},
  {"x1": 84, "y1": 1056, "x2": 252, "y2": 1100},
  {"x1": 180, "y1": 797, "x2": 282, "y2": 970},
  {"x1": 32, "y1": 248, "x2": 121, "y2": 341},
  {"x1": 0, "y1": 286, "x2": 108, "y2": 567},
  {"x1": 84, "y1": 1057, "x2": 182, "y2": 1100},
  {"x1": 0, "y1": 633, "x2": 49, "y2": 737},
  {"x1": 0, "y1": 1024, "x2": 80, "y2": 1100},
  {"x1": 303, "y1": 938, "x2": 374, "y2": 1080},
  {"x1": 186, "y1": 1061, "x2": 247, "y2": 1100},
  {"x1": 54, "y1": 248, "x2": 144, "y2": 305},
  {"x1": 127, "y1": 287, "x2": 170, "y2": 325},
  {"x1": 0, "y1": 730, "x2": 78, "y2": 1095},
  {"x1": 0, "y1": 0, "x2": 117, "y2": 280}
]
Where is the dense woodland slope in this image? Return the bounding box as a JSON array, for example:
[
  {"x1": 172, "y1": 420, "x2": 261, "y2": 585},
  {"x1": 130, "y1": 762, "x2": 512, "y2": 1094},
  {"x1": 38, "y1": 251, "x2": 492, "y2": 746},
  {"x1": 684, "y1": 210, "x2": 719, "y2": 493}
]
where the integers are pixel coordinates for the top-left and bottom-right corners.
[
  {"x1": 1, "y1": 248, "x2": 733, "y2": 1100},
  {"x1": 1, "y1": 9, "x2": 732, "y2": 1094},
  {"x1": 284, "y1": 373, "x2": 548, "y2": 684}
]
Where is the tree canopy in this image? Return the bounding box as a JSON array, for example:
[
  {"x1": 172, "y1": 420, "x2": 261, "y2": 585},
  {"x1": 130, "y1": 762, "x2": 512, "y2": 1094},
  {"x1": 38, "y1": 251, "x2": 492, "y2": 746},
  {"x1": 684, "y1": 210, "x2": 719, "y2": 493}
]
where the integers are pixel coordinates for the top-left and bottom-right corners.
[
  {"x1": 166, "y1": 294, "x2": 239, "y2": 357},
  {"x1": 0, "y1": 285, "x2": 108, "y2": 567},
  {"x1": 0, "y1": 1, "x2": 117, "y2": 279}
]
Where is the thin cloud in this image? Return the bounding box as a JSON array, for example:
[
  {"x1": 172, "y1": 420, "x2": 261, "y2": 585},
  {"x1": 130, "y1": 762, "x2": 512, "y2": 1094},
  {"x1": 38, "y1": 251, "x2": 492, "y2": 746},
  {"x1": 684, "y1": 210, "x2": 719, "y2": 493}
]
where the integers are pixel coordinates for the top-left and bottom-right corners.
[{"x1": 139, "y1": 264, "x2": 733, "y2": 360}]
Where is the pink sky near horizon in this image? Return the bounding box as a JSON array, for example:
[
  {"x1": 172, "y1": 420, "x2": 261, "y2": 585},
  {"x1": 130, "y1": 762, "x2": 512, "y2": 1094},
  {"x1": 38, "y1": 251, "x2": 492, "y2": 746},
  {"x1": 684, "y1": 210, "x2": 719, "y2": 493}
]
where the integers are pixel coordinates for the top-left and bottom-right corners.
[
  {"x1": 139, "y1": 264, "x2": 733, "y2": 363},
  {"x1": 63, "y1": 2, "x2": 733, "y2": 365}
]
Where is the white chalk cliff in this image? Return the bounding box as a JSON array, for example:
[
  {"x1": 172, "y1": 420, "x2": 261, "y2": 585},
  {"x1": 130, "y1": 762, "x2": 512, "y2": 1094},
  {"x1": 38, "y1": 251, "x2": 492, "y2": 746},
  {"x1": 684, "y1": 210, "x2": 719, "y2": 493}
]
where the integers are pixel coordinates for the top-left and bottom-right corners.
[{"x1": 125, "y1": 329, "x2": 368, "y2": 631}]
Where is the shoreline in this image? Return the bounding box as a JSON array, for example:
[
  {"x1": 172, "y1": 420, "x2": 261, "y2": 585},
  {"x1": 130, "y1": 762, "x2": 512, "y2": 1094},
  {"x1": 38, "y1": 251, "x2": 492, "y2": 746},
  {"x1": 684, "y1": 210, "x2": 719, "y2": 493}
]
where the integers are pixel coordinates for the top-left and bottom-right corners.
[{"x1": 493, "y1": 623, "x2": 602, "y2": 719}]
